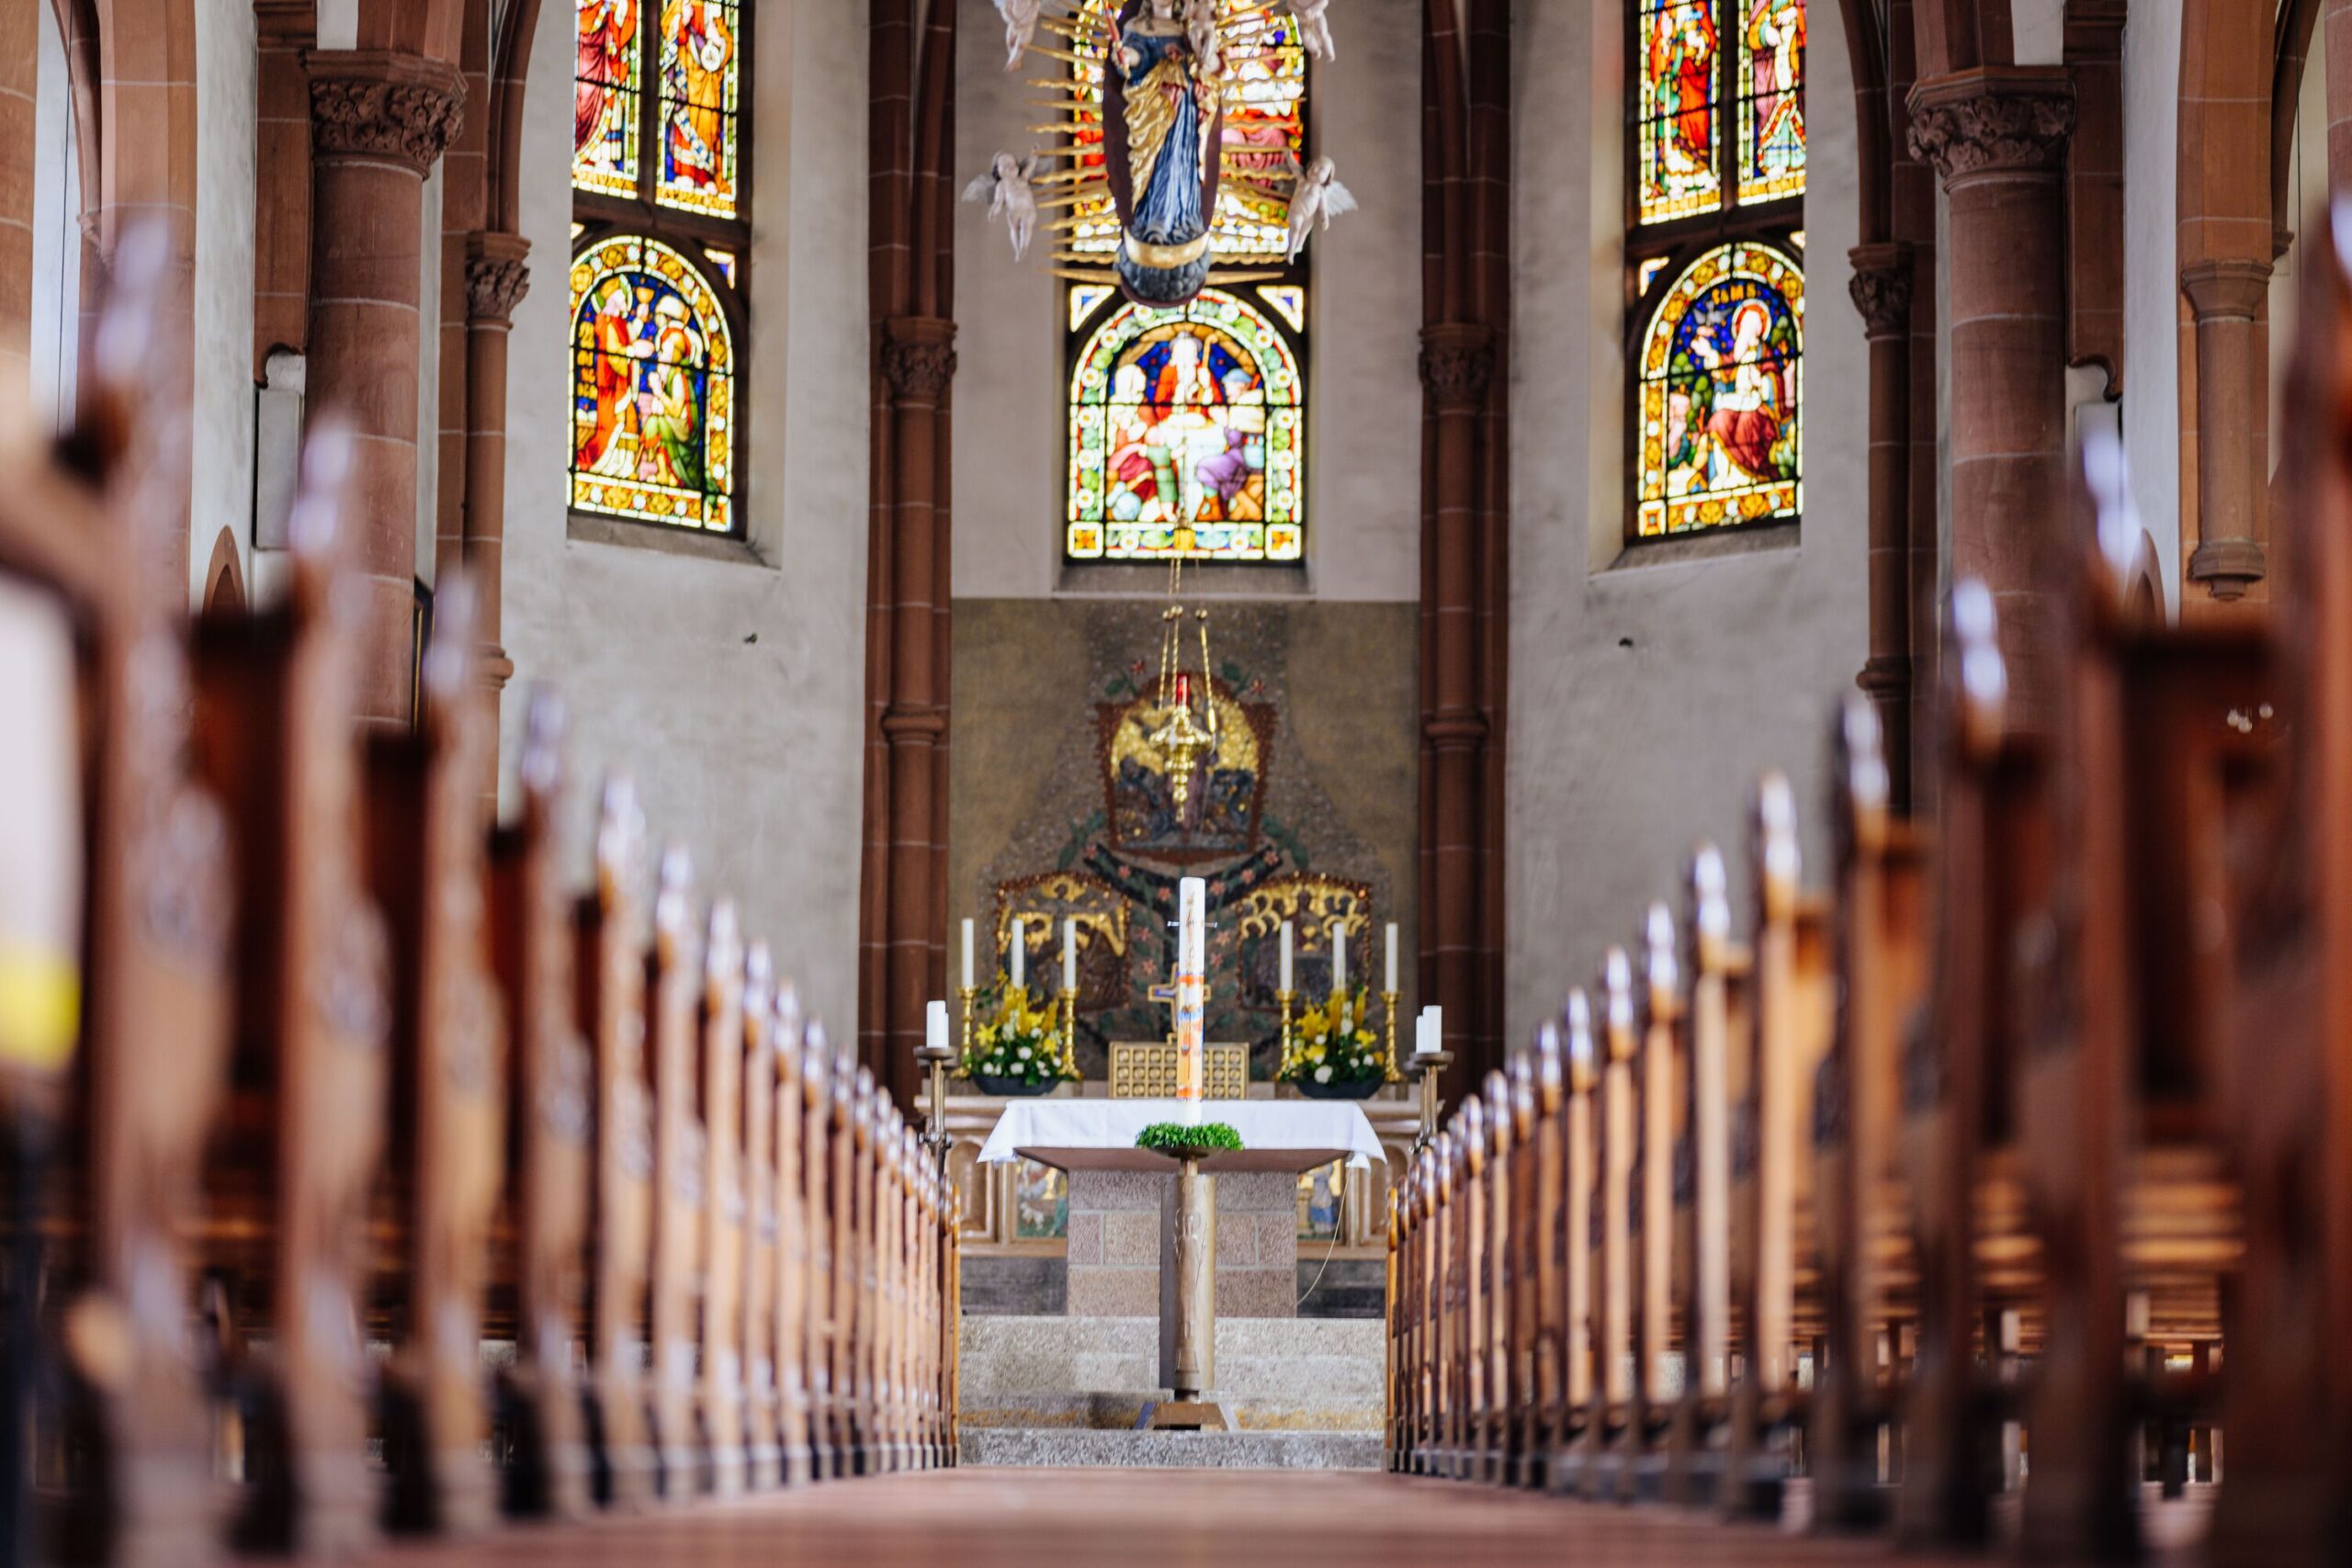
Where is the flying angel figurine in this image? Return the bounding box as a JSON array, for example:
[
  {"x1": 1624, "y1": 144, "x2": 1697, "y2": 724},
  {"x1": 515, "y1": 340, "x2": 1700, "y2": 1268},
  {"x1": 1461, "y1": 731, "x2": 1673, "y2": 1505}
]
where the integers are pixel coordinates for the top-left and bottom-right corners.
[
  {"x1": 1289, "y1": 0, "x2": 1337, "y2": 62},
  {"x1": 965, "y1": 152, "x2": 1041, "y2": 262},
  {"x1": 1284, "y1": 155, "x2": 1357, "y2": 262},
  {"x1": 1185, "y1": 0, "x2": 1225, "y2": 80},
  {"x1": 992, "y1": 0, "x2": 1043, "y2": 70}
]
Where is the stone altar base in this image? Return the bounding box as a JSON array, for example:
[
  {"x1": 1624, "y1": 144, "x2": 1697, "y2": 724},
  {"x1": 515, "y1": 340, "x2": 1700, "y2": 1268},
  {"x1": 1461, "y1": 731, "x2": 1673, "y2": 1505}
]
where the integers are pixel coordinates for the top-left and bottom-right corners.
[
  {"x1": 1066, "y1": 1168, "x2": 1297, "y2": 1319},
  {"x1": 957, "y1": 1315, "x2": 1383, "y2": 1434},
  {"x1": 961, "y1": 1428, "x2": 1383, "y2": 1470}
]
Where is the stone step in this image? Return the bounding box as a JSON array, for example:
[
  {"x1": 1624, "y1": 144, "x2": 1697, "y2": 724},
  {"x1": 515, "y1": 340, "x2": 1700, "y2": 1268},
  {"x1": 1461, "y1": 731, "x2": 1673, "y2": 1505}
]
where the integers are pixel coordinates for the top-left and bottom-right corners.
[{"x1": 960, "y1": 1427, "x2": 1385, "y2": 1470}]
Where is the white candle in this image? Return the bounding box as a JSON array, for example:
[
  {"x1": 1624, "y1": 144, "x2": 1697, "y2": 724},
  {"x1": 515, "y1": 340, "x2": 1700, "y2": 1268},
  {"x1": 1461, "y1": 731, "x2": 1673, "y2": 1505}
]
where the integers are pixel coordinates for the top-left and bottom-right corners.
[
  {"x1": 1280, "y1": 920, "x2": 1294, "y2": 991},
  {"x1": 1413, "y1": 1007, "x2": 1433, "y2": 1057},
  {"x1": 1425, "y1": 1003, "x2": 1443, "y2": 1055},
  {"x1": 1062, "y1": 917, "x2": 1078, "y2": 992},
  {"x1": 961, "y1": 918, "x2": 975, "y2": 988},
  {"x1": 1385, "y1": 922, "x2": 1398, "y2": 992},
  {"x1": 1008, "y1": 916, "x2": 1024, "y2": 989},
  {"x1": 924, "y1": 998, "x2": 948, "y2": 1055},
  {"x1": 1176, "y1": 876, "x2": 1207, "y2": 1112},
  {"x1": 1330, "y1": 921, "x2": 1347, "y2": 994}
]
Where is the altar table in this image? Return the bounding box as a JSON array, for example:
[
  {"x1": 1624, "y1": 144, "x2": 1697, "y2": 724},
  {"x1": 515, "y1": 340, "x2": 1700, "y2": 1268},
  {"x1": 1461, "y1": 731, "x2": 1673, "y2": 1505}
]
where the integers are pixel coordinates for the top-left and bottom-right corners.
[
  {"x1": 975, "y1": 1098, "x2": 1387, "y2": 1173},
  {"x1": 976, "y1": 1100, "x2": 1386, "y2": 1425}
]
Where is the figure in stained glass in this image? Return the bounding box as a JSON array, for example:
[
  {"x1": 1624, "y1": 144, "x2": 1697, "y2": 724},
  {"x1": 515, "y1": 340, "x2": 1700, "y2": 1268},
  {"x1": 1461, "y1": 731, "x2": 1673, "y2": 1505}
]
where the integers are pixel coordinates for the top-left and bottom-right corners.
[
  {"x1": 1640, "y1": 0, "x2": 1720, "y2": 222},
  {"x1": 1069, "y1": 289, "x2": 1303, "y2": 561},
  {"x1": 1739, "y1": 0, "x2": 1804, "y2": 202},
  {"x1": 570, "y1": 235, "x2": 734, "y2": 532},
  {"x1": 575, "y1": 0, "x2": 639, "y2": 194},
  {"x1": 659, "y1": 0, "x2": 739, "y2": 216},
  {"x1": 1637, "y1": 243, "x2": 1802, "y2": 536}
]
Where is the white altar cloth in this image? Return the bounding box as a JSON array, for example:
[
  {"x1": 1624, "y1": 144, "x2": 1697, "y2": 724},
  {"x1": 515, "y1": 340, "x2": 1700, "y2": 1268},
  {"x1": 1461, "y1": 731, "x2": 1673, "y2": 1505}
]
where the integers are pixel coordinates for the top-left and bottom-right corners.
[{"x1": 976, "y1": 1098, "x2": 1387, "y2": 1174}]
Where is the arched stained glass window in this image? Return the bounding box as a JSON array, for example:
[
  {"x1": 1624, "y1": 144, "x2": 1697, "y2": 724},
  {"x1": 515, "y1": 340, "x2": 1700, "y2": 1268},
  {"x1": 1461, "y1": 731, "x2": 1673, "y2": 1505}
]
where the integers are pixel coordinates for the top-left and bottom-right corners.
[
  {"x1": 1067, "y1": 288, "x2": 1304, "y2": 563},
  {"x1": 1635, "y1": 242, "x2": 1802, "y2": 537},
  {"x1": 572, "y1": 0, "x2": 750, "y2": 536},
  {"x1": 570, "y1": 234, "x2": 736, "y2": 532},
  {"x1": 1061, "y1": 4, "x2": 1312, "y2": 563},
  {"x1": 1628, "y1": 0, "x2": 1801, "y2": 540}
]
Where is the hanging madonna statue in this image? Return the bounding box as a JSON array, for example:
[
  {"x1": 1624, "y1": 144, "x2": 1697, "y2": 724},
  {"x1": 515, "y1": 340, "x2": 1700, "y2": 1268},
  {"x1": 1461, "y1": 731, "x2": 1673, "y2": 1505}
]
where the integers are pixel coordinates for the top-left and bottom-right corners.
[{"x1": 1103, "y1": 0, "x2": 1224, "y2": 305}]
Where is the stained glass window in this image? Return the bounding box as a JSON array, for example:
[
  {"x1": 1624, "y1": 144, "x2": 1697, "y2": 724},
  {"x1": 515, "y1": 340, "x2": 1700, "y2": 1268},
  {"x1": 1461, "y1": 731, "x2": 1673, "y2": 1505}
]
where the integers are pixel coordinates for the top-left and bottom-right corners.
[
  {"x1": 656, "y1": 0, "x2": 741, "y2": 217},
  {"x1": 1066, "y1": 288, "x2": 1305, "y2": 563},
  {"x1": 1064, "y1": 0, "x2": 1307, "y2": 261},
  {"x1": 1637, "y1": 0, "x2": 1721, "y2": 224},
  {"x1": 1632, "y1": 0, "x2": 1804, "y2": 227},
  {"x1": 569, "y1": 234, "x2": 735, "y2": 532},
  {"x1": 1635, "y1": 241, "x2": 1802, "y2": 537},
  {"x1": 574, "y1": 0, "x2": 641, "y2": 197},
  {"x1": 1736, "y1": 0, "x2": 1804, "y2": 205}
]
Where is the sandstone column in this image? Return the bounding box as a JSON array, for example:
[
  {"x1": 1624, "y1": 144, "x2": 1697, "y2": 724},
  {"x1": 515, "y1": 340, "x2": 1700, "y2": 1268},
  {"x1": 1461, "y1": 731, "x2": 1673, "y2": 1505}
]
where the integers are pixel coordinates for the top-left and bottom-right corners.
[
  {"x1": 1907, "y1": 68, "x2": 2075, "y2": 731},
  {"x1": 878, "y1": 315, "x2": 957, "y2": 1101},
  {"x1": 1419, "y1": 321, "x2": 1494, "y2": 1105},
  {"x1": 461, "y1": 231, "x2": 528, "y2": 768},
  {"x1": 304, "y1": 49, "x2": 465, "y2": 731},
  {"x1": 2181, "y1": 259, "x2": 2274, "y2": 601},
  {"x1": 0, "y1": 0, "x2": 35, "y2": 393},
  {"x1": 1849, "y1": 243, "x2": 1915, "y2": 800}
]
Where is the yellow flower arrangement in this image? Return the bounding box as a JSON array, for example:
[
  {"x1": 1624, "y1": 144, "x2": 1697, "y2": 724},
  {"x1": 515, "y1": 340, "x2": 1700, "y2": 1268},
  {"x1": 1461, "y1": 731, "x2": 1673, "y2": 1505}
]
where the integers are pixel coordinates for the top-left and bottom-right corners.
[
  {"x1": 964, "y1": 981, "x2": 1076, "y2": 1087},
  {"x1": 1281, "y1": 986, "x2": 1385, "y2": 1087}
]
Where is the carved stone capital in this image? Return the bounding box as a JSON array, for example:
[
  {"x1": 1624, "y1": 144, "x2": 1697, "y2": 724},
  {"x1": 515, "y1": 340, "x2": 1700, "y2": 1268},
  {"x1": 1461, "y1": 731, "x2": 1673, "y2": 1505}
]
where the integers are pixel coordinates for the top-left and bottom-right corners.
[
  {"x1": 1419, "y1": 322, "x2": 1495, "y2": 412},
  {"x1": 2180, "y1": 257, "x2": 2273, "y2": 324},
  {"x1": 464, "y1": 231, "x2": 533, "y2": 323},
  {"x1": 1846, "y1": 243, "x2": 1915, "y2": 338},
  {"x1": 881, "y1": 316, "x2": 958, "y2": 405},
  {"x1": 306, "y1": 50, "x2": 467, "y2": 176},
  {"x1": 1906, "y1": 67, "x2": 2075, "y2": 184}
]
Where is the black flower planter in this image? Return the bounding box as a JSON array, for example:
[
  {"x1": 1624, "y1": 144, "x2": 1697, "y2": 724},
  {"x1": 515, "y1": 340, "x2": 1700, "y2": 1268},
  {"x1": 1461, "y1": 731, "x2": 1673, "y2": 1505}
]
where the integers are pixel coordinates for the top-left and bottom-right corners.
[
  {"x1": 973, "y1": 1074, "x2": 1057, "y2": 1098},
  {"x1": 1292, "y1": 1077, "x2": 1383, "y2": 1101}
]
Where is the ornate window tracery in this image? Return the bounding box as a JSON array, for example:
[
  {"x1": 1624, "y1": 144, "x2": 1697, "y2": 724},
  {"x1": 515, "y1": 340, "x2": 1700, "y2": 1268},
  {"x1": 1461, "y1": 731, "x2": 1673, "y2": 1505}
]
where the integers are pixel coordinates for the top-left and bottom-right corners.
[
  {"x1": 1627, "y1": 0, "x2": 1804, "y2": 539},
  {"x1": 571, "y1": 0, "x2": 749, "y2": 535}
]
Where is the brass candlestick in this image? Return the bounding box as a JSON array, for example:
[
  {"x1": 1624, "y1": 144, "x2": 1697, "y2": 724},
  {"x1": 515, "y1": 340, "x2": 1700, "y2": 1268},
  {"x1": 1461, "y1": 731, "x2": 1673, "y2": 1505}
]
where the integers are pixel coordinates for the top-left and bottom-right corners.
[
  {"x1": 1408, "y1": 1048, "x2": 1453, "y2": 1154},
  {"x1": 1382, "y1": 989, "x2": 1403, "y2": 1083},
  {"x1": 1275, "y1": 987, "x2": 1295, "y2": 1077},
  {"x1": 1057, "y1": 985, "x2": 1079, "y2": 1079},
  {"x1": 956, "y1": 984, "x2": 977, "y2": 1076},
  {"x1": 915, "y1": 1032, "x2": 957, "y2": 1167}
]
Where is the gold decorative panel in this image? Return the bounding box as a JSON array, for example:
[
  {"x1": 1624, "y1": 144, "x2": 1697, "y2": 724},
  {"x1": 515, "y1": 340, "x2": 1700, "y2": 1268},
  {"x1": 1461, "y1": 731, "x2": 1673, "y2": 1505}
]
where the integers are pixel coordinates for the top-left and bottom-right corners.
[{"x1": 1108, "y1": 1041, "x2": 1248, "y2": 1100}]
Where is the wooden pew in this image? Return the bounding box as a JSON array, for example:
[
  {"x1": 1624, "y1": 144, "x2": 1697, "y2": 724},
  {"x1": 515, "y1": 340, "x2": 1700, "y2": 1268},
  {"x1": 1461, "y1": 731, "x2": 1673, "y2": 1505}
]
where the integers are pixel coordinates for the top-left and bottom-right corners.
[
  {"x1": 1662, "y1": 849, "x2": 1743, "y2": 1506},
  {"x1": 10, "y1": 229, "x2": 238, "y2": 1567},
  {"x1": 740, "y1": 945, "x2": 780, "y2": 1490},
  {"x1": 1478, "y1": 1069, "x2": 1511, "y2": 1483},
  {"x1": 485, "y1": 692, "x2": 594, "y2": 1519},
  {"x1": 1581, "y1": 952, "x2": 1634, "y2": 1501},
  {"x1": 1519, "y1": 1024, "x2": 1566, "y2": 1490},
  {"x1": 365, "y1": 576, "x2": 506, "y2": 1536},
  {"x1": 1503, "y1": 1050, "x2": 1540, "y2": 1487},
  {"x1": 644, "y1": 853, "x2": 705, "y2": 1496},
  {"x1": 1807, "y1": 694, "x2": 1928, "y2": 1529},
  {"x1": 694, "y1": 901, "x2": 746, "y2": 1497},
  {"x1": 1545, "y1": 991, "x2": 1595, "y2": 1494},
  {"x1": 800, "y1": 1021, "x2": 838, "y2": 1479},
  {"x1": 185, "y1": 426, "x2": 391, "y2": 1558},
  {"x1": 1629, "y1": 904, "x2": 1681, "y2": 1500},
  {"x1": 2205, "y1": 200, "x2": 2352, "y2": 1568},
  {"x1": 772, "y1": 987, "x2": 815, "y2": 1485}
]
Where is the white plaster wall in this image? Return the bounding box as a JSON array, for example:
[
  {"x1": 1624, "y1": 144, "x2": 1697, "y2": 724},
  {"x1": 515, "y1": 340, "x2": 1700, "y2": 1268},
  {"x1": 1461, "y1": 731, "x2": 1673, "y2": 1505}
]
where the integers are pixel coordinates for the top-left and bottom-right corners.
[
  {"x1": 2272, "y1": 15, "x2": 2330, "y2": 475},
  {"x1": 1503, "y1": 0, "x2": 1870, "y2": 1043},
  {"x1": 950, "y1": 0, "x2": 1423, "y2": 601},
  {"x1": 29, "y1": 0, "x2": 81, "y2": 434},
  {"x1": 192, "y1": 0, "x2": 258, "y2": 607},
  {"x1": 501, "y1": 0, "x2": 871, "y2": 1032},
  {"x1": 2120, "y1": 0, "x2": 2181, "y2": 609}
]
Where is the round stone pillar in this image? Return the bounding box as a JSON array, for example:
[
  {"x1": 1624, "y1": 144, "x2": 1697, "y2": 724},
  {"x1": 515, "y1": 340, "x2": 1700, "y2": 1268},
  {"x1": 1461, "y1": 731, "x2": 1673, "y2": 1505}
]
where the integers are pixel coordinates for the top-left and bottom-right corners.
[
  {"x1": 1849, "y1": 242, "x2": 1917, "y2": 803},
  {"x1": 1907, "y1": 68, "x2": 2075, "y2": 732},
  {"x1": 462, "y1": 230, "x2": 530, "y2": 792},
  {"x1": 304, "y1": 49, "x2": 466, "y2": 731}
]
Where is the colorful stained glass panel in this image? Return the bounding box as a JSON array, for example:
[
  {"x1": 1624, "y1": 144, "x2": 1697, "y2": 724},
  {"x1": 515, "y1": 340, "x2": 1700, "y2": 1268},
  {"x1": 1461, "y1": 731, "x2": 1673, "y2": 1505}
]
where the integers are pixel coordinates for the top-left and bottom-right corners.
[
  {"x1": 1067, "y1": 288, "x2": 1305, "y2": 562},
  {"x1": 1736, "y1": 0, "x2": 1805, "y2": 205},
  {"x1": 1066, "y1": 0, "x2": 1308, "y2": 261},
  {"x1": 574, "y1": 0, "x2": 641, "y2": 197},
  {"x1": 656, "y1": 0, "x2": 741, "y2": 218},
  {"x1": 1635, "y1": 242, "x2": 1802, "y2": 537},
  {"x1": 570, "y1": 234, "x2": 736, "y2": 532},
  {"x1": 1637, "y1": 0, "x2": 1723, "y2": 224}
]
